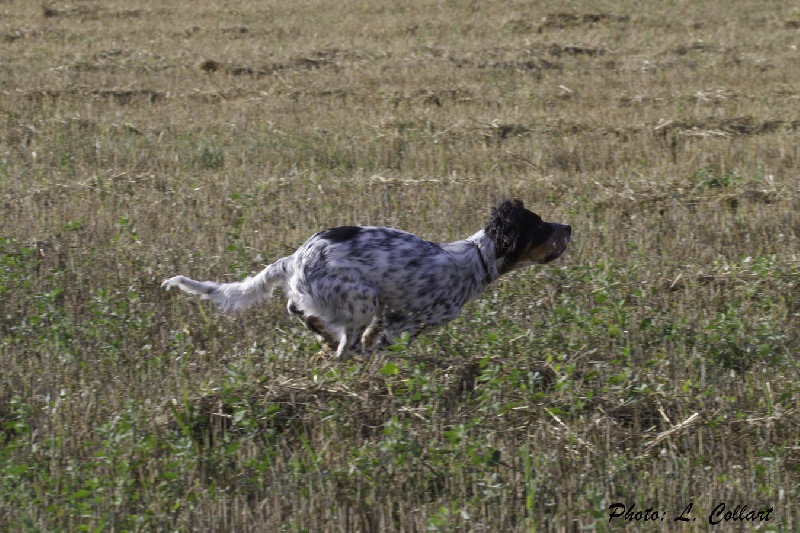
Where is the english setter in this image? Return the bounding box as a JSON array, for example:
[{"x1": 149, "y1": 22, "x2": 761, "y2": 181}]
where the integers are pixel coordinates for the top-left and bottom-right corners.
[{"x1": 162, "y1": 199, "x2": 571, "y2": 359}]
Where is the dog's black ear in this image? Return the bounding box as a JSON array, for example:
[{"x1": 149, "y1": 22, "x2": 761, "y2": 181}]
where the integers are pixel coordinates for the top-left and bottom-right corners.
[{"x1": 486, "y1": 199, "x2": 526, "y2": 258}]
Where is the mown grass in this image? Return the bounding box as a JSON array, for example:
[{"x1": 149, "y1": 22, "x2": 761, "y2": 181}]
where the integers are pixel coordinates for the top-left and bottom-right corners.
[{"x1": 2, "y1": 0, "x2": 800, "y2": 530}]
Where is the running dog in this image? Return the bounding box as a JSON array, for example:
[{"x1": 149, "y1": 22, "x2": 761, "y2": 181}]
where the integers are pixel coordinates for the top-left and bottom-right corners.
[{"x1": 162, "y1": 199, "x2": 571, "y2": 359}]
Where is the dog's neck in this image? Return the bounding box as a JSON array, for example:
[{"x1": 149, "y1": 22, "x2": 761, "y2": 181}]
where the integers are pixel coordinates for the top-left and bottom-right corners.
[
  {"x1": 465, "y1": 230, "x2": 502, "y2": 283},
  {"x1": 475, "y1": 239, "x2": 492, "y2": 282}
]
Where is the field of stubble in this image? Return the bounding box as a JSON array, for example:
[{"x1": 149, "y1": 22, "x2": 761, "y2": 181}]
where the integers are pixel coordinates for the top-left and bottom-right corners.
[{"x1": 2, "y1": 0, "x2": 800, "y2": 530}]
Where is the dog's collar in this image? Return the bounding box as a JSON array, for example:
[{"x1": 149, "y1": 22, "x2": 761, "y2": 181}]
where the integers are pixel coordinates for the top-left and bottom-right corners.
[{"x1": 475, "y1": 243, "x2": 492, "y2": 284}]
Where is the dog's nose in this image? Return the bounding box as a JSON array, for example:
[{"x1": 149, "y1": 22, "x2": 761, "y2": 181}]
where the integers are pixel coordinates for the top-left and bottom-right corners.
[{"x1": 560, "y1": 224, "x2": 572, "y2": 244}]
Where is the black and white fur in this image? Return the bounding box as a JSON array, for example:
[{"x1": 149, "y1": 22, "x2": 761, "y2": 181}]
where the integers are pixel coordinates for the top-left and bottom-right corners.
[{"x1": 162, "y1": 199, "x2": 571, "y2": 359}]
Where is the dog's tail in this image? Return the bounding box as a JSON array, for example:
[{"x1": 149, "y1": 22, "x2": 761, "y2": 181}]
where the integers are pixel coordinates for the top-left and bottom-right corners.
[{"x1": 162, "y1": 257, "x2": 291, "y2": 312}]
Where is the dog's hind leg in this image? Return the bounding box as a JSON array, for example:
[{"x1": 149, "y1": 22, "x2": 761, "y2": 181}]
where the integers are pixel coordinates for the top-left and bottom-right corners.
[
  {"x1": 302, "y1": 316, "x2": 349, "y2": 360},
  {"x1": 288, "y1": 300, "x2": 338, "y2": 352},
  {"x1": 289, "y1": 276, "x2": 378, "y2": 360}
]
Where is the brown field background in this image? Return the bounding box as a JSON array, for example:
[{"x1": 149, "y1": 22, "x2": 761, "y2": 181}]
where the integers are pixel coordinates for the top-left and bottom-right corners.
[{"x1": 2, "y1": 0, "x2": 800, "y2": 530}]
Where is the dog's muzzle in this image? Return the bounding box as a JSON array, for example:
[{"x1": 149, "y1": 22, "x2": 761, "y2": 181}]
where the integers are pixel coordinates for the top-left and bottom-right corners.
[{"x1": 542, "y1": 224, "x2": 572, "y2": 263}]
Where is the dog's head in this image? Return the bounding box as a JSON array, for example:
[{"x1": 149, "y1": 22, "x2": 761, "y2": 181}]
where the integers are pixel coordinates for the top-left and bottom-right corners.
[{"x1": 485, "y1": 199, "x2": 571, "y2": 274}]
